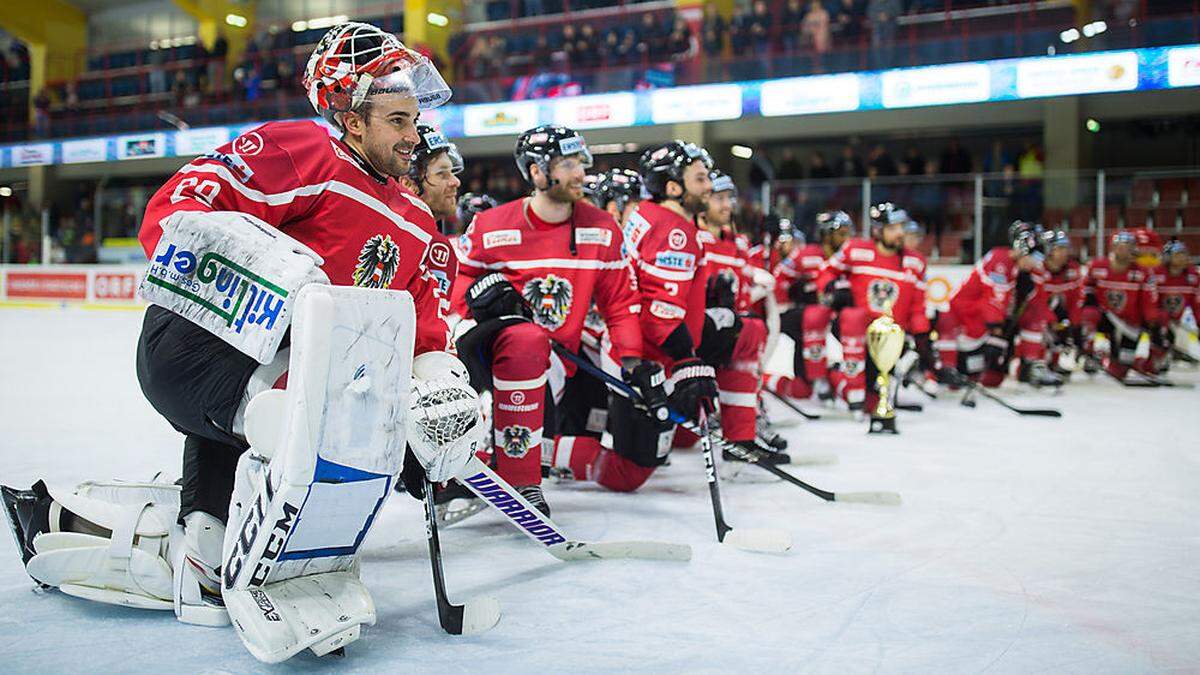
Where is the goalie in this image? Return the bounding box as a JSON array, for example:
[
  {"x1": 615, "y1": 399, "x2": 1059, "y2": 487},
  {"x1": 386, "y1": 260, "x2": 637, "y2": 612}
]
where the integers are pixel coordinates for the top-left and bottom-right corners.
[{"x1": 1, "y1": 22, "x2": 481, "y2": 664}]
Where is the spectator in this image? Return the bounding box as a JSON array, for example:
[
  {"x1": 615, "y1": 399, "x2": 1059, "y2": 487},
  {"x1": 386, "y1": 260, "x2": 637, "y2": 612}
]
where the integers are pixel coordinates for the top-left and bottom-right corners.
[
  {"x1": 749, "y1": 1, "x2": 772, "y2": 57},
  {"x1": 149, "y1": 47, "x2": 167, "y2": 94},
  {"x1": 867, "y1": 0, "x2": 901, "y2": 68},
  {"x1": 868, "y1": 144, "x2": 898, "y2": 177},
  {"x1": 211, "y1": 31, "x2": 228, "y2": 95},
  {"x1": 33, "y1": 88, "x2": 50, "y2": 137},
  {"x1": 832, "y1": 0, "x2": 864, "y2": 43},
  {"x1": 667, "y1": 18, "x2": 692, "y2": 58},
  {"x1": 577, "y1": 24, "x2": 599, "y2": 67},
  {"x1": 983, "y1": 140, "x2": 1013, "y2": 174},
  {"x1": 701, "y1": 4, "x2": 727, "y2": 56},
  {"x1": 903, "y1": 146, "x2": 927, "y2": 176},
  {"x1": 562, "y1": 24, "x2": 579, "y2": 63},
  {"x1": 782, "y1": 0, "x2": 805, "y2": 53},
  {"x1": 193, "y1": 40, "x2": 210, "y2": 93},
  {"x1": 939, "y1": 139, "x2": 973, "y2": 175},
  {"x1": 837, "y1": 143, "x2": 865, "y2": 178},
  {"x1": 1018, "y1": 141, "x2": 1044, "y2": 178},
  {"x1": 778, "y1": 149, "x2": 804, "y2": 180},
  {"x1": 802, "y1": 0, "x2": 832, "y2": 55},
  {"x1": 729, "y1": 5, "x2": 752, "y2": 55},
  {"x1": 636, "y1": 12, "x2": 667, "y2": 59},
  {"x1": 808, "y1": 151, "x2": 834, "y2": 179}
]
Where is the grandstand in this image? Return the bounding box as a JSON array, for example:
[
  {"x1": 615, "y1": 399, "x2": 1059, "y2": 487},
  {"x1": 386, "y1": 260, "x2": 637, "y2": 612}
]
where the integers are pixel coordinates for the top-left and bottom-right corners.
[{"x1": 1, "y1": 0, "x2": 1199, "y2": 273}]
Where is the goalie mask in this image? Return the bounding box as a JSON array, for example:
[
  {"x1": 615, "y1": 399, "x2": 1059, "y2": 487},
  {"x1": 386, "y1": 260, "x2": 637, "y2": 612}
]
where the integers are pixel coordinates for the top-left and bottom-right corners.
[{"x1": 304, "y1": 22, "x2": 451, "y2": 132}]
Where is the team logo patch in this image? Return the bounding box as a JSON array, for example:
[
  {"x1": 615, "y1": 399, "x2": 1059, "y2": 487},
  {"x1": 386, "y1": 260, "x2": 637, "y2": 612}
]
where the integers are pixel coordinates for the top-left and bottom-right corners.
[
  {"x1": 1163, "y1": 294, "x2": 1184, "y2": 316},
  {"x1": 353, "y1": 234, "x2": 400, "y2": 288},
  {"x1": 501, "y1": 425, "x2": 534, "y2": 458},
  {"x1": 1105, "y1": 289, "x2": 1127, "y2": 312},
  {"x1": 232, "y1": 132, "x2": 264, "y2": 156},
  {"x1": 574, "y1": 227, "x2": 613, "y2": 247},
  {"x1": 522, "y1": 274, "x2": 574, "y2": 331},
  {"x1": 510, "y1": 391, "x2": 526, "y2": 405},
  {"x1": 483, "y1": 230, "x2": 522, "y2": 249},
  {"x1": 428, "y1": 241, "x2": 451, "y2": 268},
  {"x1": 668, "y1": 228, "x2": 688, "y2": 250},
  {"x1": 867, "y1": 278, "x2": 899, "y2": 313}
]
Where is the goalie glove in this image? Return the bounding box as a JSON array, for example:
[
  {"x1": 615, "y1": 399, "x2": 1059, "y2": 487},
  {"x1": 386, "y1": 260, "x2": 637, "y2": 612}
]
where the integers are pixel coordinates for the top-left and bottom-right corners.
[{"x1": 406, "y1": 351, "x2": 482, "y2": 483}]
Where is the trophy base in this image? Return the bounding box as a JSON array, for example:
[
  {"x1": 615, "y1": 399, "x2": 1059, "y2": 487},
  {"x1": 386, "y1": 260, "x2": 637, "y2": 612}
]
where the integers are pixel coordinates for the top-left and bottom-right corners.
[{"x1": 868, "y1": 416, "x2": 898, "y2": 434}]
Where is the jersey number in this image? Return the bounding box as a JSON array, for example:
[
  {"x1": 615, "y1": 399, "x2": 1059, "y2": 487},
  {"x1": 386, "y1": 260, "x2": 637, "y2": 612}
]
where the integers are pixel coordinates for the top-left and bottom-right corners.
[{"x1": 170, "y1": 177, "x2": 222, "y2": 206}]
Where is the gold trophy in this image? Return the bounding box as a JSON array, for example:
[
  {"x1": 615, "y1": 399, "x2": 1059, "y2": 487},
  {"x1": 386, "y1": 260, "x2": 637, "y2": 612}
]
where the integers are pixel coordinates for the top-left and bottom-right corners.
[{"x1": 866, "y1": 315, "x2": 906, "y2": 434}]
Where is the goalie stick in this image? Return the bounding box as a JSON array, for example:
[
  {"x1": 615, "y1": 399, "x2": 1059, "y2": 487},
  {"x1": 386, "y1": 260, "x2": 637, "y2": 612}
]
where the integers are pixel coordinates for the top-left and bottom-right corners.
[
  {"x1": 422, "y1": 480, "x2": 501, "y2": 636},
  {"x1": 553, "y1": 345, "x2": 901, "y2": 508},
  {"x1": 456, "y1": 457, "x2": 693, "y2": 562}
]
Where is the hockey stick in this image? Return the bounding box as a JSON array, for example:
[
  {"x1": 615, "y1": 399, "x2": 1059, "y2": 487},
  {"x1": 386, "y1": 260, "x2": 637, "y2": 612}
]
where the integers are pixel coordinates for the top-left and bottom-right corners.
[
  {"x1": 763, "y1": 388, "x2": 823, "y2": 420},
  {"x1": 554, "y1": 345, "x2": 899, "y2": 507},
  {"x1": 960, "y1": 380, "x2": 1062, "y2": 417},
  {"x1": 456, "y1": 457, "x2": 693, "y2": 562},
  {"x1": 422, "y1": 480, "x2": 501, "y2": 636},
  {"x1": 1105, "y1": 368, "x2": 1195, "y2": 389}
]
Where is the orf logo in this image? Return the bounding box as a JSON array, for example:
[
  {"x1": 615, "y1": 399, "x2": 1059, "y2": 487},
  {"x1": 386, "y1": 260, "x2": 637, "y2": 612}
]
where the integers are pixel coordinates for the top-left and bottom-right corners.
[
  {"x1": 429, "y1": 242, "x2": 451, "y2": 268},
  {"x1": 668, "y1": 228, "x2": 687, "y2": 250},
  {"x1": 233, "y1": 132, "x2": 264, "y2": 156},
  {"x1": 510, "y1": 391, "x2": 526, "y2": 405}
]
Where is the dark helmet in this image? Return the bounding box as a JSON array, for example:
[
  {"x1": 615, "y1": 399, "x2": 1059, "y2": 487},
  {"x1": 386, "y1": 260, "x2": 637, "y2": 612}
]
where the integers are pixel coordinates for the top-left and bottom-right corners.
[
  {"x1": 514, "y1": 125, "x2": 593, "y2": 185},
  {"x1": 776, "y1": 217, "x2": 802, "y2": 246},
  {"x1": 408, "y1": 123, "x2": 463, "y2": 193},
  {"x1": 582, "y1": 173, "x2": 602, "y2": 205},
  {"x1": 815, "y1": 210, "x2": 853, "y2": 239},
  {"x1": 638, "y1": 140, "x2": 713, "y2": 200},
  {"x1": 1009, "y1": 220, "x2": 1040, "y2": 256},
  {"x1": 868, "y1": 202, "x2": 912, "y2": 239},
  {"x1": 456, "y1": 192, "x2": 497, "y2": 229},
  {"x1": 709, "y1": 169, "x2": 737, "y2": 197},
  {"x1": 592, "y1": 168, "x2": 643, "y2": 214},
  {"x1": 1042, "y1": 228, "x2": 1070, "y2": 250}
]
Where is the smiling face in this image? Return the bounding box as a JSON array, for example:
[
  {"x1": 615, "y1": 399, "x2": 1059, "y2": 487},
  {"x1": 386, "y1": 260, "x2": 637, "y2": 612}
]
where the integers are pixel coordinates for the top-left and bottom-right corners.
[
  {"x1": 672, "y1": 159, "x2": 713, "y2": 216},
  {"x1": 706, "y1": 190, "x2": 734, "y2": 228},
  {"x1": 342, "y1": 92, "x2": 421, "y2": 179},
  {"x1": 532, "y1": 154, "x2": 589, "y2": 204},
  {"x1": 420, "y1": 151, "x2": 462, "y2": 220}
]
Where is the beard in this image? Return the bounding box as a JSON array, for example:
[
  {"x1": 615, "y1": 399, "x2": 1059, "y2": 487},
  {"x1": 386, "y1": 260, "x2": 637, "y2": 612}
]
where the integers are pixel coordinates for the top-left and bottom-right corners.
[
  {"x1": 682, "y1": 192, "x2": 709, "y2": 216},
  {"x1": 367, "y1": 140, "x2": 414, "y2": 179},
  {"x1": 545, "y1": 180, "x2": 581, "y2": 204}
]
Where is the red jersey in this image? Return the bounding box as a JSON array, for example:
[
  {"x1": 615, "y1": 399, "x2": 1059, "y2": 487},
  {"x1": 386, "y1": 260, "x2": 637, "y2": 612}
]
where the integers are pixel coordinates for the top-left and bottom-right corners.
[
  {"x1": 773, "y1": 242, "x2": 828, "y2": 305},
  {"x1": 1151, "y1": 265, "x2": 1200, "y2": 322},
  {"x1": 816, "y1": 239, "x2": 929, "y2": 334},
  {"x1": 450, "y1": 197, "x2": 642, "y2": 361},
  {"x1": 1043, "y1": 259, "x2": 1084, "y2": 326},
  {"x1": 948, "y1": 247, "x2": 1047, "y2": 328},
  {"x1": 139, "y1": 120, "x2": 451, "y2": 354},
  {"x1": 1085, "y1": 257, "x2": 1160, "y2": 326},
  {"x1": 698, "y1": 227, "x2": 754, "y2": 313},
  {"x1": 623, "y1": 200, "x2": 708, "y2": 368}
]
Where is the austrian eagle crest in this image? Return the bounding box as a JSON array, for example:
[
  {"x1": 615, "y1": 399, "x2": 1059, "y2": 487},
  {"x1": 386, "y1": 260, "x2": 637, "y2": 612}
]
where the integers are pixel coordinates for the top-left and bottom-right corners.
[
  {"x1": 1105, "y1": 289, "x2": 1127, "y2": 312},
  {"x1": 867, "y1": 278, "x2": 899, "y2": 314},
  {"x1": 353, "y1": 234, "x2": 400, "y2": 289},
  {"x1": 501, "y1": 425, "x2": 534, "y2": 458},
  {"x1": 522, "y1": 274, "x2": 574, "y2": 331}
]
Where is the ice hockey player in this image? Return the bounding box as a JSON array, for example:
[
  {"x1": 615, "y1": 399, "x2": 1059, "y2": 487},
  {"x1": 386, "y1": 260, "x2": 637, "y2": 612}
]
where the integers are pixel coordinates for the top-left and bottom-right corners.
[
  {"x1": 399, "y1": 122, "x2": 465, "y2": 305},
  {"x1": 750, "y1": 213, "x2": 798, "y2": 278},
  {"x1": 811, "y1": 204, "x2": 935, "y2": 413},
  {"x1": 449, "y1": 125, "x2": 662, "y2": 511},
  {"x1": 893, "y1": 218, "x2": 941, "y2": 396},
  {"x1": 937, "y1": 221, "x2": 1060, "y2": 388},
  {"x1": 456, "y1": 192, "x2": 498, "y2": 233},
  {"x1": 1152, "y1": 239, "x2": 1200, "y2": 365},
  {"x1": 588, "y1": 167, "x2": 644, "y2": 226},
  {"x1": 767, "y1": 210, "x2": 852, "y2": 403},
  {"x1": 695, "y1": 169, "x2": 788, "y2": 463},
  {"x1": 1, "y1": 22, "x2": 481, "y2": 663},
  {"x1": 1081, "y1": 229, "x2": 1163, "y2": 380},
  {"x1": 1039, "y1": 229, "x2": 1086, "y2": 375}
]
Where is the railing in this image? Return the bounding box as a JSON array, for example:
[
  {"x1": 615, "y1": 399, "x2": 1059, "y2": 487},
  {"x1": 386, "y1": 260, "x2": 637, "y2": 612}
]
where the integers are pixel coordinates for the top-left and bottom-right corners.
[{"x1": 765, "y1": 168, "x2": 1200, "y2": 265}]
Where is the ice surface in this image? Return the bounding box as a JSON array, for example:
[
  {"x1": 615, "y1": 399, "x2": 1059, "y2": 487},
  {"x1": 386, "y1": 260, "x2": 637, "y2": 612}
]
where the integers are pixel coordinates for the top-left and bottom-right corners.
[{"x1": 1, "y1": 307, "x2": 1198, "y2": 673}]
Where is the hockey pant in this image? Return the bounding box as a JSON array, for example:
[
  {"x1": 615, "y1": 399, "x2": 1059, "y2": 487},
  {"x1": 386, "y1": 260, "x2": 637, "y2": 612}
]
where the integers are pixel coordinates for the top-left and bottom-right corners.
[
  {"x1": 1081, "y1": 308, "x2": 1155, "y2": 377},
  {"x1": 936, "y1": 303, "x2": 1046, "y2": 387}
]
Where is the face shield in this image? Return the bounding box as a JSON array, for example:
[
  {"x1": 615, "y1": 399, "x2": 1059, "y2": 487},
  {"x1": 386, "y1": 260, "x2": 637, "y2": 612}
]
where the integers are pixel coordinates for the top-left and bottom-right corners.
[{"x1": 366, "y1": 52, "x2": 452, "y2": 110}]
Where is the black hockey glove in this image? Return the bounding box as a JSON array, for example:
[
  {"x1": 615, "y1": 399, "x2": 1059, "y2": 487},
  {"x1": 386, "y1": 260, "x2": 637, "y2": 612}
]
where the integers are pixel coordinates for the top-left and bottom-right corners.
[
  {"x1": 982, "y1": 323, "x2": 1008, "y2": 370},
  {"x1": 706, "y1": 270, "x2": 738, "y2": 310},
  {"x1": 1015, "y1": 270, "x2": 1035, "y2": 306},
  {"x1": 623, "y1": 360, "x2": 672, "y2": 430},
  {"x1": 935, "y1": 366, "x2": 969, "y2": 387},
  {"x1": 667, "y1": 357, "x2": 718, "y2": 420},
  {"x1": 913, "y1": 332, "x2": 938, "y2": 372},
  {"x1": 787, "y1": 279, "x2": 818, "y2": 306},
  {"x1": 1150, "y1": 323, "x2": 1173, "y2": 349},
  {"x1": 399, "y1": 445, "x2": 427, "y2": 501},
  {"x1": 696, "y1": 307, "x2": 742, "y2": 368},
  {"x1": 466, "y1": 272, "x2": 531, "y2": 322},
  {"x1": 822, "y1": 279, "x2": 854, "y2": 312}
]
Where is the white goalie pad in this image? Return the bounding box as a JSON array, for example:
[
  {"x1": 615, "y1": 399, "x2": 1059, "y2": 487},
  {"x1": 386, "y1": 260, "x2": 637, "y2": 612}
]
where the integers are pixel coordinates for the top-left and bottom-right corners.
[
  {"x1": 25, "y1": 479, "x2": 182, "y2": 611},
  {"x1": 221, "y1": 284, "x2": 415, "y2": 663},
  {"x1": 139, "y1": 210, "x2": 329, "y2": 364}
]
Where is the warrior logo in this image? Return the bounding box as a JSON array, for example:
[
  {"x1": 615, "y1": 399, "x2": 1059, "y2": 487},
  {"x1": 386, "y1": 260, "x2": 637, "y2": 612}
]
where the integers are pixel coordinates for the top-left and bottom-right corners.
[
  {"x1": 522, "y1": 274, "x2": 573, "y2": 330},
  {"x1": 1105, "y1": 289, "x2": 1127, "y2": 312},
  {"x1": 501, "y1": 425, "x2": 534, "y2": 458},
  {"x1": 353, "y1": 234, "x2": 400, "y2": 288},
  {"x1": 1163, "y1": 293, "x2": 1183, "y2": 317},
  {"x1": 867, "y1": 278, "x2": 899, "y2": 313}
]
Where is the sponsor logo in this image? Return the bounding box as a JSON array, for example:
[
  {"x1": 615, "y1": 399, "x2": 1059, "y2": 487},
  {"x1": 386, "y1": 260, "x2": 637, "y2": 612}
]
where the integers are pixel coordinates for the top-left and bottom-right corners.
[
  {"x1": 250, "y1": 589, "x2": 281, "y2": 622},
  {"x1": 144, "y1": 243, "x2": 287, "y2": 333},
  {"x1": 500, "y1": 425, "x2": 534, "y2": 458},
  {"x1": 456, "y1": 234, "x2": 472, "y2": 256},
  {"x1": 203, "y1": 151, "x2": 255, "y2": 183},
  {"x1": 655, "y1": 251, "x2": 695, "y2": 270},
  {"x1": 353, "y1": 234, "x2": 401, "y2": 289},
  {"x1": 462, "y1": 472, "x2": 566, "y2": 545},
  {"x1": 522, "y1": 274, "x2": 573, "y2": 331},
  {"x1": 483, "y1": 230, "x2": 522, "y2": 249},
  {"x1": 485, "y1": 112, "x2": 518, "y2": 128},
  {"x1": 668, "y1": 228, "x2": 688, "y2": 250},
  {"x1": 849, "y1": 247, "x2": 874, "y2": 262},
  {"x1": 233, "y1": 132, "x2": 265, "y2": 156},
  {"x1": 574, "y1": 227, "x2": 612, "y2": 247},
  {"x1": 428, "y1": 241, "x2": 451, "y2": 267},
  {"x1": 223, "y1": 474, "x2": 300, "y2": 589},
  {"x1": 93, "y1": 273, "x2": 137, "y2": 300},
  {"x1": 511, "y1": 391, "x2": 526, "y2": 405},
  {"x1": 649, "y1": 300, "x2": 686, "y2": 320},
  {"x1": 5, "y1": 272, "x2": 88, "y2": 300},
  {"x1": 867, "y1": 278, "x2": 899, "y2": 313}
]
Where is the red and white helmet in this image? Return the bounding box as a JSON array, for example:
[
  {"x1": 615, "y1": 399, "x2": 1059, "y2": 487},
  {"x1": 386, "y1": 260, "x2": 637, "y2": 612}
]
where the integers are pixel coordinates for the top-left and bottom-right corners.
[{"x1": 303, "y1": 22, "x2": 451, "y2": 131}]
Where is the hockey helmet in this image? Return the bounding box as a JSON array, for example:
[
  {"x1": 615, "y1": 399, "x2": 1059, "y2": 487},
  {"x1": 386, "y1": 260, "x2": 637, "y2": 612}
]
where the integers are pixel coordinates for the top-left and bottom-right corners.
[
  {"x1": 1163, "y1": 238, "x2": 1189, "y2": 257},
  {"x1": 514, "y1": 125, "x2": 593, "y2": 185},
  {"x1": 1009, "y1": 220, "x2": 1040, "y2": 257},
  {"x1": 869, "y1": 202, "x2": 912, "y2": 238},
  {"x1": 709, "y1": 169, "x2": 738, "y2": 197},
  {"x1": 593, "y1": 168, "x2": 643, "y2": 214},
  {"x1": 638, "y1": 140, "x2": 713, "y2": 200},
  {"x1": 815, "y1": 210, "x2": 853, "y2": 239},
  {"x1": 304, "y1": 22, "x2": 451, "y2": 131},
  {"x1": 409, "y1": 123, "x2": 463, "y2": 191},
  {"x1": 456, "y1": 192, "x2": 497, "y2": 229}
]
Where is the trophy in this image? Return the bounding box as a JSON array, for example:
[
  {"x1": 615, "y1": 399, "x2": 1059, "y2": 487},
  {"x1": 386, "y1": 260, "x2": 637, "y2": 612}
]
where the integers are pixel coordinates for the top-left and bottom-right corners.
[{"x1": 866, "y1": 315, "x2": 906, "y2": 434}]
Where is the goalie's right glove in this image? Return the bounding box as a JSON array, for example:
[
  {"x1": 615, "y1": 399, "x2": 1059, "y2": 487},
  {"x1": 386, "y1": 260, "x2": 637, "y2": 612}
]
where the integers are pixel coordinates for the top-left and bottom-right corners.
[
  {"x1": 466, "y1": 272, "x2": 531, "y2": 322},
  {"x1": 405, "y1": 351, "x2": 482, "y2": 483}
]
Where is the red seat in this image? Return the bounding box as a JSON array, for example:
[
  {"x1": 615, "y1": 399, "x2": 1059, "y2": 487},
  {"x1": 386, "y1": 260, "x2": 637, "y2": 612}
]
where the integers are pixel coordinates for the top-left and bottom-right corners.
[
  {"x1": 1125, "y1": 207, "x2": 1150, "y2": 229},
  {"x1": 1179, "y1": 231, "x2": 1200, "y2": 254},
  {"x1": 1158, "y1": 178, "x2": 1185, "y2": 206},
  {"x1": 1131, "y1": 179, "x2": 1156, "y2": 206},
  {"x1": 1068, "y1": 206, "x2": 1094, "y2": 231},
  {"x1": 938, "y1": 233, "x2": 962, "y2": 261},
  {"x1": 1154, "y1": 206, "x2": 1181, "y2": 231},
  {"x1": 1182, "y1": 206, "x2": 1200, "y2": 229},
  {"x1": 1043, "y1": 208, "x2": 1067, "y2": 229}
]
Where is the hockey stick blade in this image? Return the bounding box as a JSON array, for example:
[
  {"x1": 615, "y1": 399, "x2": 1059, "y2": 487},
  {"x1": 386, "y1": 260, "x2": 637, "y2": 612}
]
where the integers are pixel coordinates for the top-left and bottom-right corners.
[
  {"x1": 791, "y1": 453, "x2": 839, "y2": 466},
  {"x1": 971, "y1": 383, "x2": 1062, "y2": 417},
  {"x1": 548, "y1": 541, "x2": 693, "y2": 561},
  {"x1": 424, "y1": 481, "x2": 501, "y2": 636},
  {"x1": 457, "y1": 596, "x2": 502, "y2": 635},
  {"x1": 834, "y1": 491, "x2": 903, "y2": 505},
  {"x1": 722, "y1": 528, "x2": 792, "y2": 554}
]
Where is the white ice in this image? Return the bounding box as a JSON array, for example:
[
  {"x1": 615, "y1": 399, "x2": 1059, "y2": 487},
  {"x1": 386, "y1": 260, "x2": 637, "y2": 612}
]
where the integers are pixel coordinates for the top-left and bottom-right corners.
[{"x1": 1, "y1": 307, "x2": 1198, "y2": 673}]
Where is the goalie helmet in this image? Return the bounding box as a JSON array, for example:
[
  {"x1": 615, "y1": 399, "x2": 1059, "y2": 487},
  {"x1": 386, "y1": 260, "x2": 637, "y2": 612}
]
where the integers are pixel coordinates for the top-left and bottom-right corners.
[
  {"x1": 638, "y1": 140, "x2": 713, "y2": 200},
  {"x1": 408, "y1": 123, "x2": 463, "y2": 191},
  {"x1": 303, "y1": 22, "x2": 451, "y2": 132},
  {"x1": 514, "y1": 125, "x2": 593, "y2": 185}
]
